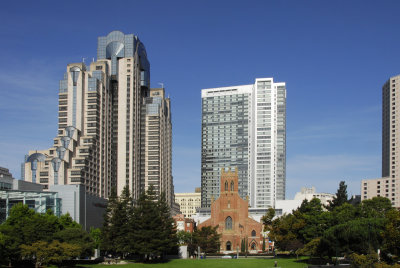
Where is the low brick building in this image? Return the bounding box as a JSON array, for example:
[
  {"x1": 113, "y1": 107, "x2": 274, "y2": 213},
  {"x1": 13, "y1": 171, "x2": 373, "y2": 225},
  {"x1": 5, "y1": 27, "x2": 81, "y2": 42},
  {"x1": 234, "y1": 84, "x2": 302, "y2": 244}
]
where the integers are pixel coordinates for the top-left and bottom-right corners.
[
  {"x1": 198, "y1": 168, "x2": 263, "y2": 253},
  {"x1": 173, "y1": 214, "x2": 196, "y2": 233}
]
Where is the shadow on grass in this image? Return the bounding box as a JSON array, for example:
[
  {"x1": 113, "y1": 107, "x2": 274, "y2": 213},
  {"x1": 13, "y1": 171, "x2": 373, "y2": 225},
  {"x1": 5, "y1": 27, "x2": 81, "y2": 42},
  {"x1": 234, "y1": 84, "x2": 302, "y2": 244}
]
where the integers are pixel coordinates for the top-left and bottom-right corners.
[{"x1": 131, "y1": 259, "x2": 173, "y2": 264}]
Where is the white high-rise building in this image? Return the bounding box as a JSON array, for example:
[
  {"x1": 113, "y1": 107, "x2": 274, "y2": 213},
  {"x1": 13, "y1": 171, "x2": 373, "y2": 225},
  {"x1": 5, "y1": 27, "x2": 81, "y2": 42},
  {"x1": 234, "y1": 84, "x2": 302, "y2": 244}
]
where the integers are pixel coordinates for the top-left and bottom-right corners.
[{"x1": 201, "y1": 78, "x2": 286, "y2": 208}]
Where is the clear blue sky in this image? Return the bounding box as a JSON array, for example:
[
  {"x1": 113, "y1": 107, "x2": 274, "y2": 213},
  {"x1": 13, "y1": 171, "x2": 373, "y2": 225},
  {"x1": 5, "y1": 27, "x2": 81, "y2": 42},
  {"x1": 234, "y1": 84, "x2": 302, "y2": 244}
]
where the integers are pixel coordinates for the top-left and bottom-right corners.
[{"x1": 0, "y1": 0, "x2": 399, "y2": 198}]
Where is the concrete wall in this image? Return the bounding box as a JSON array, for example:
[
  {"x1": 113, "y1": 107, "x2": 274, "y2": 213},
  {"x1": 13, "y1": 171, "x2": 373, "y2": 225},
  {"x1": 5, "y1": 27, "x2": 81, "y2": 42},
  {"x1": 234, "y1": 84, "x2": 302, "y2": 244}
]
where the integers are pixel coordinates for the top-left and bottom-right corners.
[
  {"x1": 50, "y1": 184, "x2": 107, "y2": 230},
  {"x1": 14, "y1": 180, "x2": 44, "y2": 191}
]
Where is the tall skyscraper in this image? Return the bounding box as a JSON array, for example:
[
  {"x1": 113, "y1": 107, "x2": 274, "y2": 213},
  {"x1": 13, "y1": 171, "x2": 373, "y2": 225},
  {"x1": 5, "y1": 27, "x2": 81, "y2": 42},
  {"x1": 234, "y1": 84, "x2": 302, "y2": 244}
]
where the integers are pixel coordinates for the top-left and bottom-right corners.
[
  {"x1": 140, "y1": 88, "x2": 173, "y2": 205},
  {"x1": 382, "y1": 74, "x2": 400, "y2": 179},
  {"x1": 362, "y1": 74, "x2": 400, "y2": 207},
  {"x1": 201, "y1": 78, "x2": 286, "y2": 208},
  {"x1": 23, "y1": 31, "x2": 176, "y2": 209}
]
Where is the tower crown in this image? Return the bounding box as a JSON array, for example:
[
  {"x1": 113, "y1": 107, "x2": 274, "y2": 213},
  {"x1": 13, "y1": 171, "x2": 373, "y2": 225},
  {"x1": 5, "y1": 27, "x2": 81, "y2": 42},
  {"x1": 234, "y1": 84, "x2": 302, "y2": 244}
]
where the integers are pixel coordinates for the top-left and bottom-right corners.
[{"x1": 220, "y1": 167, "x2": 238, "y2": 193}]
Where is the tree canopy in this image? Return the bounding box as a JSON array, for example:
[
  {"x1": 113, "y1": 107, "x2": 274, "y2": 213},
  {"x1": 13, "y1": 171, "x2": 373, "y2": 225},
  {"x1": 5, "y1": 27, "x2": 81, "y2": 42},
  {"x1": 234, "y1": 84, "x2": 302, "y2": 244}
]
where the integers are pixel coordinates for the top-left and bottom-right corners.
[
  {"x1": 327, "y1": 181, "x2": 348, "y2": 210},
  {"x1": 267, "y1": 181, "x2": 399, "y2": 265},
  {"x1": 189, "y1": 226, "x2": 221, "y2": 254},
  {"x1": 0, "y1": 203, "x2": 93, "y2": 267},
  {"x1": 101, "y1": 186, "x2": 178, "y2": 261}
]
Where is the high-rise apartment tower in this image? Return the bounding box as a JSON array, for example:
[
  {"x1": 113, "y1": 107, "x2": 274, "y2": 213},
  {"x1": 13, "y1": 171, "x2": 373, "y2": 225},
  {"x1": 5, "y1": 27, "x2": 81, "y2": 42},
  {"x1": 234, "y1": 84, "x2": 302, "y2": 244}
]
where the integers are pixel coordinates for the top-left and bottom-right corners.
[
  {"x1": 201, "y1": 78, "x2": 286, "y2": 208},
  {"x1": 140, "y1": 88, "x2": 173, "y2": 205},
  {"x1": 362, "y1": 74, "x2": 400, "y2": 207},
  {"x1": 382, "y1": 74, "x2": 400, "y2": 179},
  {"x1": 23, "y1": 31, "x2": 176, "y2": 209}
]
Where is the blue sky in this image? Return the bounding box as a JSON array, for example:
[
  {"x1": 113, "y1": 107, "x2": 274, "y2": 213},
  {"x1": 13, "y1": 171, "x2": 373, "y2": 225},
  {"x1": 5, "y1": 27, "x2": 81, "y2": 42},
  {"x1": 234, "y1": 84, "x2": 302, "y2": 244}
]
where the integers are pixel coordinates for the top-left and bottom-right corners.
[{"x1": 0, "y1": 0, "x2": 399, "y2": 198}]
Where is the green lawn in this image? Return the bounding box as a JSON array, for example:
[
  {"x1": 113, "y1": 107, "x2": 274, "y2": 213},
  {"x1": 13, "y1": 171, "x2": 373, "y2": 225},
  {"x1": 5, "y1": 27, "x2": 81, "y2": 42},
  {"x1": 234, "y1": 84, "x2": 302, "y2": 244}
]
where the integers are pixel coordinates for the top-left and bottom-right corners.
[{"x1": 81, "y1": 258, "x2": 308, "y2": 268}]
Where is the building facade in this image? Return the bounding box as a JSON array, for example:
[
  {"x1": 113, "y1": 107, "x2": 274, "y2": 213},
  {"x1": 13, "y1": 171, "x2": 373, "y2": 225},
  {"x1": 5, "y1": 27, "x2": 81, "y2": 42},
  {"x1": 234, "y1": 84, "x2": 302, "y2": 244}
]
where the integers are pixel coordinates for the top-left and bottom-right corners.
[
  {"x1": 198, "y1": 168, "x2": 263, "y2": 253},
  {"x1": 361, "y1": 177, "x2": 399, "y2": 207},
  {"x1": 175, "y1": 190, "x2": 201, "y2": 218},
  {"x1": 201, "y1": 78, "x2": 286, "y2": 208},
  {"x1": 294, "y1": 186, "x2": 335, "y2": 206},
  {"x1": 140, "y1": 88, "x2": 174, "y2": 207},
  {"x1": 362, "y1": 74, "x2": 400, "y2": 207},
  {"x1": 173, "y1": 214, "x2": 196, "y2": 233},
  {"x1": 382, "y1": 74, "x2": 400, "y2": 179},
  {"x1": 23, "y1": 31, "x2": 176, "y2": 209}
]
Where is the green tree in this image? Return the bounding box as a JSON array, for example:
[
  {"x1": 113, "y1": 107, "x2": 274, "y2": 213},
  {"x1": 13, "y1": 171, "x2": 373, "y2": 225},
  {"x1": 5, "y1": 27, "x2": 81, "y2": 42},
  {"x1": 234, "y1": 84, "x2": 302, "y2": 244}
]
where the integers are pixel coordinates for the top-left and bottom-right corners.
[
  {"x1": 129, "y1": 186, "x2": 178, "y2": 261},
  {"x1": 269, "y1": 198, "x2": 329, "y2": 252},
  {"x1": 269, "y1": 213, "x2": 304, "y2": 251},
  {"x1": 100, "y1": 187, "x2": 116, "y2": 254},
  {"x1": 89, "y1": 227, "x2": 102, "y2": 250},
  {"x1": 381, "y1": 209, "x2": 400, "y2": 262},
  {"x1": 327, "y1": 181, "x2": 348, "y2": 211},
  {"x1": 114, "y1": 186, "x2": 134, "y2": 256},
  {"x1": 296, "y1": 237, "x2": 321, "y2": 257},
  {"x1": 348, "y1": 252, "x2": 378, "y2": 268},
  {"x1": 360, "y1": 196, "x2": 393, "y2": 218},
  {"x1": 262, "y1": 236, "x2": 266, "y2": 252},
  {"x1": 0, "y1": 232, "x2": 8, "y2": 265},
  {"x1": 329, "y1": 202, "x2": 359, "y2": 227},
  {"x1": 59, "y1": 212, "x2": 81, "y2": 229},
  {"x1": 130, "y1": 187, "x2": 161, "y2": 261},
  {"x1": 177, "y1": 230, "x2": 192, "y2": 245},
  {"x1": 261, "y1": 207, "x2": 275, "y2": 232},
  {"x1": 319, "y1": 217, "x2": 385, "y2": 257},
  {"x1": 53, "y1": 227, "x2": 94, "y2": 257},
  {"x1": 20, "y1": 240, "x2": 81, "y2": 268},
  {"x1": 0, "y1": 203, "x2": 83, "y2": 266},
  {"x1": 296, "y1": 198, "x2": 328, "y2": 244},
  {"x1": 156, "y1": 192, "x2": 179, "y2": 257},
  {"x1": 0, "y1": 204, "x2": 61, "y2": 264},
  {"x1": 192, "y1": 226, "x2": 221, "y2": 254},
  {"x1": 241, "y1": 238, "x2": 245, "y2": 253}
]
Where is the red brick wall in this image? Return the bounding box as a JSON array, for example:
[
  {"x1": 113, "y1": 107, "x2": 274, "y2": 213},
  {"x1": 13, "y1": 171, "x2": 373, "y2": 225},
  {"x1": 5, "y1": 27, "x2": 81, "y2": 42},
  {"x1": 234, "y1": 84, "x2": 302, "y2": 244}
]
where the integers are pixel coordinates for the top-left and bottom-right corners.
[{"x1": 199, "y1": 168, "x2": 263, "y2": 252}]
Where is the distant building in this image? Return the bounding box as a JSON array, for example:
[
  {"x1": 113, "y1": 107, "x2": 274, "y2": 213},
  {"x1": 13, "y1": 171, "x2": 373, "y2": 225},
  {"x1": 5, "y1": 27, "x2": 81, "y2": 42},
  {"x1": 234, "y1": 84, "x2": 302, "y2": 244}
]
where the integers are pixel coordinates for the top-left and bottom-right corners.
[
  {"x1": 198, "y1": 168, "x2": 263, "y2": 253},
  {"x1": 0, "y1": 166, "x2": 44, "y2": 191},
  {"x1": 175, "y1": 190, "x2": 201, "y2": 218},
  {"x1": 362, "y1": 177, "x2": 399, "y2": 207},
  {"x1": 173, "y1": 214, "x2": 195, "y2": 233},
  {"x1": 0, "y1": 167, "x2": 106, "y2": 229},
  {"x1": 201, "y1": 78, "x2": 286, "y2": 209},
  {"x1": 274, "y1": 199, "x2": 302, "y2": 216},
  {"x1": 294, "y1": 186, "x2": 335, "y2": 206},
  {"x1": 362, "y1": 74, "x2": 400, "y2": 207}
]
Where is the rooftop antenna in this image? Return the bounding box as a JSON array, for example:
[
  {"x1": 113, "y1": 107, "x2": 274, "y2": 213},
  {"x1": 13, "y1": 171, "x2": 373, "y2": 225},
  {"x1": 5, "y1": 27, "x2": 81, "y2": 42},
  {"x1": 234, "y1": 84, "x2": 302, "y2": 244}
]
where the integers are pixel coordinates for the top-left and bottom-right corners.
[{"x1": 158, "y1": 82, "x2": 164, "y2": 89}]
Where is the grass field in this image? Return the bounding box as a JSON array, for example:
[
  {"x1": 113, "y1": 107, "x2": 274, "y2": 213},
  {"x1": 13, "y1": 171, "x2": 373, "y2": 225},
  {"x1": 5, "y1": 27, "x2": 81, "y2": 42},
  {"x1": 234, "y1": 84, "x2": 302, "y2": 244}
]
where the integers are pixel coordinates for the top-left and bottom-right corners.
[{"x1": 81, "y1": 258, "x2": 309, "y2": 268}]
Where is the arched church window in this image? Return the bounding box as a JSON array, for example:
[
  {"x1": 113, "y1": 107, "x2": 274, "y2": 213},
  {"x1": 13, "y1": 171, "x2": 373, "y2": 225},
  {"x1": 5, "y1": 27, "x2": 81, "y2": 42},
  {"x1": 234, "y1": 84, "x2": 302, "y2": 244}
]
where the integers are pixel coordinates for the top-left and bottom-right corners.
[
  {"x1": 251, "y1": 230, "x2": 256, "y2": 237},
  {"x1": 231, "y1": 181, "x2": 234, "y2": 191},
  {"x1": 225, "y1": 181, "x2": 228, "y2": 191},
  {"x1": 225, "y1": 216, "x2": 232, "y2": 230}
]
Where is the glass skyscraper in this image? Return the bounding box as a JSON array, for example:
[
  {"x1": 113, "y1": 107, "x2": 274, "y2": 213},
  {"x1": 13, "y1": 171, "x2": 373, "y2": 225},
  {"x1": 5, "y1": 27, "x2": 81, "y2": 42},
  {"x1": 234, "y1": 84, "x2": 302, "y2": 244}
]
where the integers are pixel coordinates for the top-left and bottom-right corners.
[{"x1": 201, "y1": 78, "x2": 286, "y2": 208}]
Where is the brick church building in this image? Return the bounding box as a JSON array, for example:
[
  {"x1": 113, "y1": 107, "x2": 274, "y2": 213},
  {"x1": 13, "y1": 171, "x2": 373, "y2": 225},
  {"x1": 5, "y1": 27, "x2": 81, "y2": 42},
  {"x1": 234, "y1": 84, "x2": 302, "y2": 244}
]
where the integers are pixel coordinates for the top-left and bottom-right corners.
[{"x1": 198, "y1": 168, "x2": 263, "y2": 253}]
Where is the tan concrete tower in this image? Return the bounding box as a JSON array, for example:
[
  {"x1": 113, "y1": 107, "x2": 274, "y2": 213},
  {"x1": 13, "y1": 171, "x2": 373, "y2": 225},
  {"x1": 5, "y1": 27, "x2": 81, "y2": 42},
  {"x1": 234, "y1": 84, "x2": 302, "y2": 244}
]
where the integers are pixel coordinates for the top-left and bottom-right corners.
[
  {"x1": 361, "y1": 74, "x2": 400, "y2": 208},
  {"x1": 140, "y1": 88, "x2": 175, "y2": 209},
  {"x1": 382, "y1": 74, "x2": 400, "y2": 179},
  {"x1": 24, "y1": 31, "x2": 150, "y2": 199}
]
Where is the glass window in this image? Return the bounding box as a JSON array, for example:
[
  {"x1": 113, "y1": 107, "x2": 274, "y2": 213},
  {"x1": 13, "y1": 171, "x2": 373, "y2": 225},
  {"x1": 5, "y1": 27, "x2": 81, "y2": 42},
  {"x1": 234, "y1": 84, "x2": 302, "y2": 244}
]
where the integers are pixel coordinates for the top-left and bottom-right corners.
[{"x1": 225, "y1": 216, "x2": 232, "y2": 230}]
